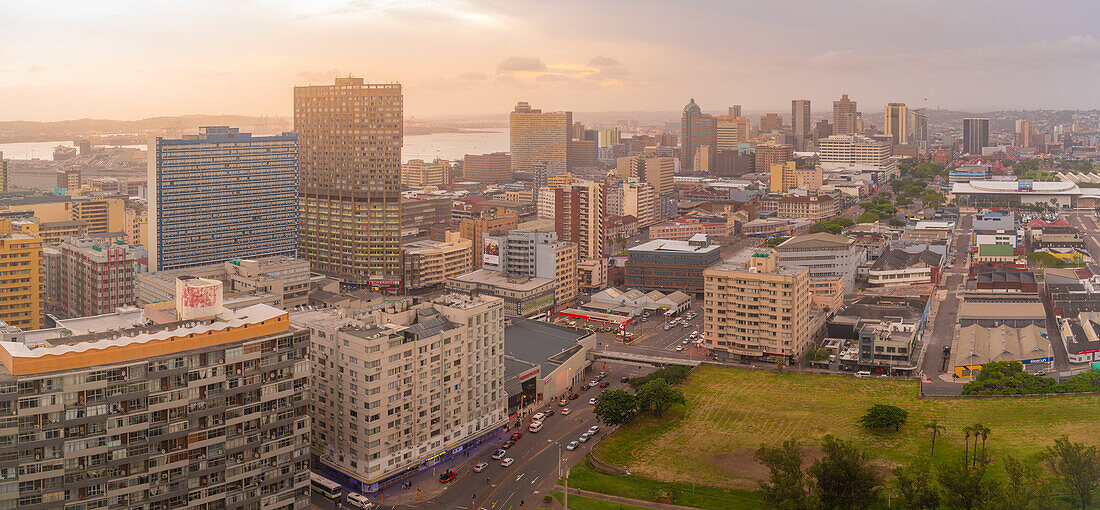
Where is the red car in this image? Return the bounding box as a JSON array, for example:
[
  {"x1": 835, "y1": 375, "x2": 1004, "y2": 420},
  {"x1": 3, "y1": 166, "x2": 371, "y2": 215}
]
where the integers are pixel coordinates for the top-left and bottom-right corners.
[
  {"x1": 568, "y1": 393, "x2": 579, "y2": 400},
  {"x1": 439, "y1": 470, "x2": 457, "y2": 483},
  {"x1": 510, "y1": 432, "x2": 523, "y2": 441}
]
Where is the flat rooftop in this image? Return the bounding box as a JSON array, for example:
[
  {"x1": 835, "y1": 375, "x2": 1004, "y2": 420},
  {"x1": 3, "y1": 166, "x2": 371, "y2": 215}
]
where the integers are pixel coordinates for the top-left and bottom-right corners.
[
  {"x1": 449, "y1": 269, "x2": 554, "y2": 291},
  {"x1": 630, "y1": 239, "x2": 720, "y2": 254},
  {"x1": 504, "y1": 318, "x2": 589, "y2": 378}
]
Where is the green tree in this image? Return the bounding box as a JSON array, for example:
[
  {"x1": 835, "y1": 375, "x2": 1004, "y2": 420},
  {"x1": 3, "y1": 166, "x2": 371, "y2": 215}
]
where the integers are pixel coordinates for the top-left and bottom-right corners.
[
  {"x1": 754, "y1": 439, "x2": 810, "y2": 510},
  {"x1": 807, "y1": 435, "x2": 881, "y2": 509},
  {"x1": 592, "y1": 389, "x2": 637, "y2": 427},
  {"x1": 804, "y1": 348, "x2": 830, "y2": 363},
  {"x1": 635, "y1": 378, "x2": 685, "y2": 417},
  {"x1": 924, "y1": 420, "x2": 946, "y2": 456},
  {"x1": 773, "y1": 356, "x2": 787, "y2": 373},
  {"x1": 936, "y1": 457, "x2": 999, "y2": 510},
  {"x1": 920, "y1": 190, "x2": 945, "y2": 207},
  {"x1": 857, "y1": 211, "x2": 880, "y2": 224},
  {"x1": 973, "y1": 423, "x2": 991, "y2": 465},
  {"x1": 858, "y1": 404, "x2": 909, "y2": 432},
  {"x1": 892, "y1": 460, "x2": 940, "y2": 510},
  {"x1": 1044, "y1": 435, "x2": 1100, "y2": 510},
  {"x1": 997, "y1": 456, "x2": 1051, "y2": 510}
]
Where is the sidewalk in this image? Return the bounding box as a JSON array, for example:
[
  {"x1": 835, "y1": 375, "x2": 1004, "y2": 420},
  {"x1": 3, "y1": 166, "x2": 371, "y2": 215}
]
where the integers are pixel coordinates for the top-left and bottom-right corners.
[{"x1": 550, "y1": 486, "x2": 701, "y2": 510}]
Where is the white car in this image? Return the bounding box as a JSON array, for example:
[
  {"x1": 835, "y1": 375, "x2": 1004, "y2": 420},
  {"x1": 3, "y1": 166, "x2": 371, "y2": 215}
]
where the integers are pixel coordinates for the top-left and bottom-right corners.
[
  {"x1": 473, "y1": 462, "x2": 489, "y2": 473},
  {"x1": 491, "y1": 449, "x2": 506, "y2": 460},
  {"x1": 565, "y1": 441, "x2": 579, "y2": 451},
  {"x1": 588, "y1": 425, "x2": 600, "y2": 434},
  {"x1": 690, "y1": 330, "x2": 698, "y2": 338},
  {"x1": 561, "y1": 407, "x2": 571, "y2": 415},
  {"x1": 578, "y1": 433, "x2": 591, "y2": 443},
  {"x1": 501, "y1": 458, "x2": 515, "y2": 467},
  {"x1": 675, "y1": 345, "x2": 683, "y2": 351},
  {"x1": 663, "y1": 325, "x2": 671, "y2": 331},
  {"x1": 590, "y1": 380, "x2": 599, "y2": 387},
  {"x1": 588, "y1": 398, "x2": 597, "y2": 405},
  {"x1": 347, "y1": 493, "x2": 374, "y2": 509}
]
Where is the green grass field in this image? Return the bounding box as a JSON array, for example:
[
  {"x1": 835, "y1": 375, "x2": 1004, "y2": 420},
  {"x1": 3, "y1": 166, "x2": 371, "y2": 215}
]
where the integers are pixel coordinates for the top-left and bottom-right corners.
[
  {"x1": 549, "y1": 490, "x2": 650, "y2": 510},
  {"x1": 593, "y1": 364, "x2": 1100, "y2": 490}
]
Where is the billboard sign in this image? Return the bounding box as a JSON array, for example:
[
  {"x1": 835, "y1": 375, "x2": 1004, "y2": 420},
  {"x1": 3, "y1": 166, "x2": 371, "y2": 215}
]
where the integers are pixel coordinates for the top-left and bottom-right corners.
[{"x1": 483, "y1": 238, "x2": 500, "y2": 266}]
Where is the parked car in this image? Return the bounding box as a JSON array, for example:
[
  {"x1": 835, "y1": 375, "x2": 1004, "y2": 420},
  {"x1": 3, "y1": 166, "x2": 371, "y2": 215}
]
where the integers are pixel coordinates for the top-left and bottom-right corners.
[
  {"x1": 588, "y1": 425, "x2": 600, "y2": 434},
  {"x1": 491, "y1": 449, "x2": 506, "y2": 460},
  {"x1": 569, "y1": 393, "x2": 579, "y2": 400},
  {"x1": 578, "y1": 433, "x2": 591, "y2": 443},
  {"x1": 588, "y1": 398, "x2": 597, "y2": 405},
  {"x1": 501, "y1": 440, "x2": 515, "y2": 449},
  {"x1": 599, "y1": 381, "x2": 609, "y2": 388},
  {"x1": 561, "y1": 408, "x2": 571, "y2": 415},
  {"x1": 566, "y1": 441, "x2": 579, "y2": 451},
  {"x1": 545, "y1": 408, "x2": 555, "y2": 416},
  {"x1": 510, "y1": 432, "x2": 523, "y2": 441},
  {"x1": 347, "y1": 493, "x2": 375, "y2": 509},
  {"x1": 589, "y1": 380, "x2": 599, "y2": 387},
  {"x1": 501, "y1": 458, "x2": 515, "y2": 467},
  {"x1": 473, "y1": 462, "x2": 489, "y2": 473},
  {"x1": 559, "y1": 399, "x2": 568, "y2": 406}
]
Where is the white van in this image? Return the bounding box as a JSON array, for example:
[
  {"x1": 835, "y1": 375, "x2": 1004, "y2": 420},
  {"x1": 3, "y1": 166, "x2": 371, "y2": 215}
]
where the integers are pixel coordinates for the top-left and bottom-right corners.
[
  {"x1": 855, "y1": 371, "x2": 872, "y2": 378},
  {"x1": 528, "y1": 421, "x2": 544, "y2": 433},
  {"x1": 347, "y1": 493, "x2": 375, "y2": 509},
  {"x1": 532, "y1": 412, "x2": 545, "y2": 422}
]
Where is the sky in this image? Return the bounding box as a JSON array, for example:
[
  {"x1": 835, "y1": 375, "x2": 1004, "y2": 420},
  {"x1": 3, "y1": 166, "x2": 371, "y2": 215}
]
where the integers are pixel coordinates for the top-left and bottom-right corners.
[{"x1": 2, "y1": 0, "x2": 1100, "y2": 121}]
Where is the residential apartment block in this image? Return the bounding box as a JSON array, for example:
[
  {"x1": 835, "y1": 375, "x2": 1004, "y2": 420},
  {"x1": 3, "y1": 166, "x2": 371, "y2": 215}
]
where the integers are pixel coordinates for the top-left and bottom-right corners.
[
  {"x1": 400, "y1": 159, "x2": 451, "y2": 188},
  {"x1": 775, "y1": 194, "x2": 838, "y2": 221},
  {"x1": 295, "y1": 294, "x2": 507, "y2": 493},
  {"x1": 136, "y1": 256, "x2": 311, "y2": 311},
  {"x1": 462, "y1": 153, "x2": 512, "y2": 183},
  {"x1": 554, "y1": 180, "x2": 604, "y2": 261},
  {"x1": 481, "y1": 230, "x2": 578, "y2": 309},
  {"x1": 703, "y1": 249, "x2": 813, "y2": 362},
  {"x1": 59, "y1": 235, "x2": 138, "y2": 318},
  {"x1": 510, "y1": 102, "x2": 571, "y2": 174},
  {"x1": 460, "y1": 209, "x2": 519, "y2": 269},
  {"x1": 149, "y1": 126, "x2": 299, "y2": 271},
  {"x1": 402, "y1": 231, "x2": 473, "y2": 290}
]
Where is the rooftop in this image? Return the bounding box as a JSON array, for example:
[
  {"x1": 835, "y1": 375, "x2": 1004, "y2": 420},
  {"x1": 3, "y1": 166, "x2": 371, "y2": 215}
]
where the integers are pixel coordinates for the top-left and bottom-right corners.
[
  {"x1": 952, "y1": 179, "x2": 1081, "y2": 195},
  {"x1": 504, "y1": 318, "x2": 589, "y2": 378},
  {"x1": 630, "y1": 238, "x2": 720, "y2": 254},
  {"x1": 955, "y1": 324, "x2": 1051, "y2": 366},
  {"x1": 977, "y1": 244, "x2": 1015, "y2": 258},
  {"x1": 869, "y1": 248, "x2": 944, "y2": 272},
  {"x1": 448, "y1": 269, "x2": 554, "y2": 292},
  {"x1": 958, "y1": 301, "x2": 1046, "y2": 320},
  {"x1": 776, "y1": 232, "x2": 854, "y2": 250}
]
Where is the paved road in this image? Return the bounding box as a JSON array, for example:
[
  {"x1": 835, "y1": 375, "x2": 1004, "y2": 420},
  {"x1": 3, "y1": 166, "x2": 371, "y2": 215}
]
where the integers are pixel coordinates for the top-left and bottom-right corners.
[{"x1": 917, "y1": 213, "x2": 970, "y2": 394}]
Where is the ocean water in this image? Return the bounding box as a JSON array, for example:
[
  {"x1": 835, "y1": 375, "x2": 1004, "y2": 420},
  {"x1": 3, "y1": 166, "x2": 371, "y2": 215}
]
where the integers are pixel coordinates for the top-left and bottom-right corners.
[{"x1": 0, "y1": 130, "x2": 509, "y2": 163}]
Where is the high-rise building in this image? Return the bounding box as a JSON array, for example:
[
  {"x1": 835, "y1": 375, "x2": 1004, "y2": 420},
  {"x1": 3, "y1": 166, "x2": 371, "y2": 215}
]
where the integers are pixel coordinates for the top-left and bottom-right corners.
[
  {"x1": 754, "y1": 142, "x2": 794, "y2": 173},
  {"x1": 295, "y1": 77, "x2": 403, "y2": 288},
  {"x1": 623, "y1": 156, "x2": 675, "y2": 195},
  {"x1": 463, "y1": 152, "x2": 512, "y2": 183},
  {"x1": 703, "y1": 248, "x2": 813, "y2": 362},
  {"x1": 510, "y1": 101, "x2": 572, "y2": 174},
  {"x1": 716, "y1": 116, "x2": 751, "y2": 150},
  {"x1": 1015, "y1": 120, "x2": 1033, "y2": 148},
  {"x1": 0, "y1": 292, "x2": 311, "y2": 509},
  {"x1": 402, "y1": 231, "x2": 473, "y2": 290},
  {"x1": 680, "y1": 99, "x2": 717, "y2": 172},
  {"x1": 56, "y1": 167, "x2": 81, "y2": 193},
  {"x1": 817, "y1": 134, "x2": 891, "y2": 169},
  {"x1": 295, "y1": 294, "x2": 506, "y2": 493},
  {"x1": 884, "y1": 102, "x2": 909, "y2": 145},
  {"x1": 910, "y1": 109, "x2": 929, "y2": 148},
  {"x1": 622, "y1": 181, "x2": 657, "y2": 227},
  {"x1": 769, "y1": 161, "x2": 822, "y2": 193},
  {"x1": 791, "y1": 100, "x2": 811, "y2": 150},
  {"x1": 123, "y1": 199, "x2": 147, "y2": 247},
  {"x1": 482, "y1": 229, "x2": 578, "y2": 308},
  {"x1": 150, "y1": 126, "x2": 299, "y2": 272},
  {"x1": 963, "y1": 118, "x2": 990, "y2": 155},
  {"x1": 760, "y1": 113, "x2": 783, "y2": 133},
  {"x1": 0, "y1": 152, "x2": 8, "y2": 193},
  {"x1": 566, "y1": 139, "x2": 598, "y2": 170},
  {"x1": 59, "y1": 235, "x2": 137, "y2": 317},
  {"x1": 401, "y1": 159, "x2": 451, "y2": 188},
  {"x1": 776, "y1": 232, "x2": 863, "y2": 295},
  {"x1": 728, "y1": 105, "x2": 742, "y2": 118},
  {"x1": 833, "y1": 93, "x2": 858, "y2": 135},
  {"x1": 0, "y1": 219, "x2": 43, "y2": 329},
  {"x1": 460, "y1": 209, "x2": 519, "y2": 268},
  {"x1": 598, "y1": 127, "x2": 621, "y2": 148},
  {"x1": 554, "y1": 179, "x2": 604, "y2": 261},
  {"x1": 693, "y1": 144, "x2": 713, "y2": 173}
]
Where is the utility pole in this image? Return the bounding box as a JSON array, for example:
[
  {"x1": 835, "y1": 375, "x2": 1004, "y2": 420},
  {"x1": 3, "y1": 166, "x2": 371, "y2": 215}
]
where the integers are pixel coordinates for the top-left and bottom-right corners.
[{"x1": 564, "y1": 466, "x2": 570, "y2": 510}]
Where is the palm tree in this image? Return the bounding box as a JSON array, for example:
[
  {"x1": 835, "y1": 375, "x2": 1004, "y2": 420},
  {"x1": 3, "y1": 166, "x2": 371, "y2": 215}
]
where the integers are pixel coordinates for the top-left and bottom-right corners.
[
  {"x1": 925, "y1": 420, "x2": 946, "y2": 457},
  {"x1": 975, "y1": 424, "x2": 991, "y2": 464},
  {"x1": 962, "y1": 424, "x2": 975, "y2": 469}
]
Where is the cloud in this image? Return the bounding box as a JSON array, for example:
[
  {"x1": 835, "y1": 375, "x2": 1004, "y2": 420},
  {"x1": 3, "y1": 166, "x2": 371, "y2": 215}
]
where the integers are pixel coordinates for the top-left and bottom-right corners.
[
  {"x1": 457, "y1": 71, "x2": 488, "y2": 81},
  {"x1": 496, "y1": 56, "x2": 546, "y2": 73},
  {"x1": 535, "y1": 73, "x2": 570, "y2": 82},
  {"x1": 588, "y1": 55, "x2": 620, "y2": 67},
  {"x1": 25, "y1": 65, "x2": 46, "y2": 72}
]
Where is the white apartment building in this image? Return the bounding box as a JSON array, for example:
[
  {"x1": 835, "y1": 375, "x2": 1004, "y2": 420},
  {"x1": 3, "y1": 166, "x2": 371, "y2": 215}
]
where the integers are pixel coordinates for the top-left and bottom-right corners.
[
  {"x1": 623, "y1": 181, "x2": 657, "y2": 228},
  {"x1": 295, "y1": 294, "x2": 508, "y2": 494},
  {"x1": 775, "y1": 233, "x2": 864, "y2": 294},
  {"x1": 817, "y1": 134, "x2": 892, "y2": 171},
  {"x1": 537, "y1": 187, "x2": 556, "y2": 220}
]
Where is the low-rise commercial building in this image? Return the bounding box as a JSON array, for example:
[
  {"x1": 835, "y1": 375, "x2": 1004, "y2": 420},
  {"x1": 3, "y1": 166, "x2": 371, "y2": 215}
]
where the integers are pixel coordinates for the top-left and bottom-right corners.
[
  {"x1": 577, "y1": 258, "x2": 608, "y2": 292},
  {"x1": 463, "y1": 152, "x2": 512, "y2": 183},
  {"x1": 775, "y1": 194, "x2": 838, "y2": 221},
  {"x1": 401, "y1": 196, "x2": 453, "y2": 238},
  {"x1": 649, "y1": 216, "x2": 732, "y2": 241},
  {"x1": 294, "y1": 294, "x2": 506, "y2": 494},
  {"x1": 401, "y1": 159, "x2": 451, "y2": 188},
  {"x1": 626, "y1": 235, "x2": 722, "y2": 296},
  {"x1": 1059, "y1": 311, "x2": 1100, "y2": 363},
  {"x1": 868, "y1": 247, "x2": 944, "y2": 287},
  {"x1": 504, "y1": 318, "x2": 596, "y2": 407},
  {"x1": 402, "y1": 231, "x2": 473, "y2": 291},
  {"x1": 446, "y1": 270, "x2": 556, "y2": 317},
  {"x1": 136, "y1": 256, "x2": 311, "y2": 311},
  {"x1": 481, "y1": 230, "x2": 578, "y2": 309},
  {"x1": 952, "y1": 324, "x2": 1052, "y2": 378}
]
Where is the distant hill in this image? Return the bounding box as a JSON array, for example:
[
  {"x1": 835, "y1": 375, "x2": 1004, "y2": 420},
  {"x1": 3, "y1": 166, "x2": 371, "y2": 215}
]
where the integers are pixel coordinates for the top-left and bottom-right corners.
[{"x1": 0, "y1": 115, "x2": 290, "y2": 143}]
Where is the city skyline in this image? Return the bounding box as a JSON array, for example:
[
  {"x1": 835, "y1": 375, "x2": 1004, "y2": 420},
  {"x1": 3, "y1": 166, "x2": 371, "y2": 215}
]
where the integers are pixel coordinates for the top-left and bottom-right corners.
[{"x1": 4, "y1": 1, "x2": 1100, "y2": 121}]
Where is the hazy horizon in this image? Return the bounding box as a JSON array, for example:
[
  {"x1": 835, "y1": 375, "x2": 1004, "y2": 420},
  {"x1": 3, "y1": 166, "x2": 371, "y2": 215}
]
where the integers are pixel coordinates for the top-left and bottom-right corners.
[{"x1": 3, "y1": 1, "x2": 1100, "y2": 122}]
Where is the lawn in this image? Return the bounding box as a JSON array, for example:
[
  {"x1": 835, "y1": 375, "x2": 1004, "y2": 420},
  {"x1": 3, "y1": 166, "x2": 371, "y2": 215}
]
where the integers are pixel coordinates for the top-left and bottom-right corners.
[
  {"x1": 549, "y1": 490, "x2": 650, "y2": 510},
  {"x1": 564, "y1": 457, "x2": 764, "y2": 509},
  {"x1": 593, "y1": 364, "x2": 1100, "y2": 490}
]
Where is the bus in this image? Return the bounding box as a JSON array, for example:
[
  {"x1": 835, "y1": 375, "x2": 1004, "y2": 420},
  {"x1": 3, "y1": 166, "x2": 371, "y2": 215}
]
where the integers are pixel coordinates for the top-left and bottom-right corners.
[{"x1": 311, "y1": 473, "x2": 343, "y2": 500}]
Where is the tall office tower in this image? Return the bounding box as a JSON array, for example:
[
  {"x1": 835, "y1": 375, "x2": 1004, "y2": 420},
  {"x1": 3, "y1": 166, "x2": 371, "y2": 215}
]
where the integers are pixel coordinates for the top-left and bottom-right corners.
[
  {"x1": 295, "y1": 77, "x2": 403, "y2": 288},
  {"x1": 598, "y1": 127, "x2": 621, "y2": 148},
  {"x1": 0, "y1": 291, "x2": 311, "y2": 509},
  {"x1": 729, "y1": 105, "x2": 742, "y2": 118},
  {"x1": 463, "y1": 152, "x2": 512, "y2": 183},
  {"x1": 0, "y1": 152, "x2": 7, "y2": 193},
  {"x1": 150, "y1": 126, "x2": 298, "y2": 272},
  {"x1": 510, "y1": 101, "x2": 572, "y2": 174},
  {"x1": 760, "y1": 113, "x2": 783, "y2": 133},
  {"x1": 59, "y1": 235, "x2": 137, "y2": 317},
  {"x1": 814, "y1": 120, "x2": 833, "y2": 140},
  {"x1": 56, "y1": 167, "x2": 81, "y2": 193},
  {"x1": 910, "y1": 109, "x2": 929, "y2": 147},
  {"x1": 791, "y1": 100, "x2": 811, "y2": 150},
  {"x1": 1015, "y1": 120, "x2": 1033, "y2": 148},
  {"x1": 400, "y1": 159, "x2": 451, "y2": 188},
  {"x1": 297, "y1": 294, "x2": 506, "y2": 493},
  {"x1": 693, "y1": 144, "x2": 713, "y2": 173},
  {"x1": 623, "y1": 155, "x2": 675, "y2": 195},
  {"x1": 703, "y1": 248, "x2": 813, "y2": 362},
  {"x1": 0, "y1": 219, "x2": 43, "y2": 329},
  {"x1": 716, "y1": 116, "x2": 751, "y2": 150},
  {"x1": 460, "y1": 209, "x2": 518, "y2": 268},
  {"x1": 566, "y1": 139, "x2": 598, "y2": 170},
  {"x1": 680, "y1": 98, "x2": 717, "y2": 172},
  {"x1": 833, "y1": 93, "x2": 858, "y2": 135},
  {"x1": 754, "y1": 142, "x2": 795, "y2": 173},
  {"x1": 817, "y1": 134, "x2": 891, "y2": 169},
  {"x1": 769, "y1": 161, "x2": 822, "y2": 194},
  {"x1": 573, "y1": 121, "x2": 585, "y2": 139},
  {"x1": 482, "y1": 230, "x2": 578, "y2": 307},
  {"x1": 622, "y1": 181, "x2": 657, "y2": 227},
  {"x1": 554, "y1": 179, "x2": 604, "y2": 261},
  {"x1": 963, "y1": 118, "x2": 990, "y2": 155},
  {"x1": 884, "y1": 102, "x2": 909, "y2": 145}
]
